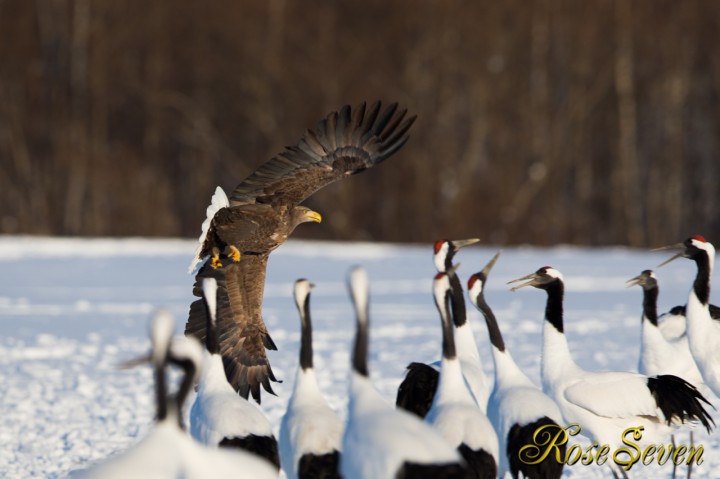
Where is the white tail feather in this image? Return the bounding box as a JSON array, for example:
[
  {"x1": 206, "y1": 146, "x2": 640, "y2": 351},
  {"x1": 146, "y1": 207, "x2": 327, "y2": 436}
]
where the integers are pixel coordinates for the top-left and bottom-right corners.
[{"x1": 188, "y1": 187, "x2": 230, "y2": 274}]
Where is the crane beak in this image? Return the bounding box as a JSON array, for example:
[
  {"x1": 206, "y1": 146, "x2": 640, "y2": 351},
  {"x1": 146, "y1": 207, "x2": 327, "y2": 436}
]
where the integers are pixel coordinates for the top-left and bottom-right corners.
[
  {"x1": 507, "y1": 272, "x2": 539, "y2": 292},
  {"x1": 625, "y1": 274, "x2": 644, "y2": 288},
  {"x1": 652, "y1": 242, "x2": 686, "y2": 268},
  {"x1": 444, "y1": 263, "x2": 461, "y2": 277},
  {"x1": 116, "y1": 352, "x2": 152, "y2": 370},
  {"x1": 481, "y1": 250, "x2": 502, "y2": 277},
  {"x1": 451, "y1": 238, "x2": 480, "y2": 249}
]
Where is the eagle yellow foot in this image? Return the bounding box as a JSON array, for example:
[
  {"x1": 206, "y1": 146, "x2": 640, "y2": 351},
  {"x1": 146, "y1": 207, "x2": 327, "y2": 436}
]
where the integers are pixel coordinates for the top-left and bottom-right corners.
[
  {"x1": 228, "y1": 245, "x2": 241, "y2": 262},
  {"x1": 210, "y1": 254, "x2": 222, "y2": 269}
]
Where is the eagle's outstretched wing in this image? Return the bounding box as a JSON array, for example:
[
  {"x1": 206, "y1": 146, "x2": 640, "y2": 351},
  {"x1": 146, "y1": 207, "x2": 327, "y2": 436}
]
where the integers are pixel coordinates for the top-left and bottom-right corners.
[{"x1": 229, "y1": 101, "x2": 416, "y2": 208}]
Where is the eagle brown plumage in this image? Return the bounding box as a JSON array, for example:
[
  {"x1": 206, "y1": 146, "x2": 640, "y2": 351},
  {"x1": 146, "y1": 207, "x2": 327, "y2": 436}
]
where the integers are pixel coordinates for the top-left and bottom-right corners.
[{"x1": 185, "y1": 101, "x2": 416, "y2": 403}]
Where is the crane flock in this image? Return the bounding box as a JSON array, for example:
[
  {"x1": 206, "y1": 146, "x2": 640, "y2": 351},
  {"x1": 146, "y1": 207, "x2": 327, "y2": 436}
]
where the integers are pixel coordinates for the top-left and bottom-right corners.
[
  {"x1": 71, "y1": 102, "x2": 718, "y2": 478},
  {"x1": 74, "y1": 234, "x2": 719, "y2": 479}
]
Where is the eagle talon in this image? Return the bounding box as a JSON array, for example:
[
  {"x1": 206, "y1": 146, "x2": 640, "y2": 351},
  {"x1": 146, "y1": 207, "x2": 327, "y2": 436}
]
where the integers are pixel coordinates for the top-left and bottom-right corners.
[
  {"x1": 228, "y1": 245, "x2": 241, "y2": 263},
  {"x1": 211, "y1": 255, "x2": 222, "y2": 269}
]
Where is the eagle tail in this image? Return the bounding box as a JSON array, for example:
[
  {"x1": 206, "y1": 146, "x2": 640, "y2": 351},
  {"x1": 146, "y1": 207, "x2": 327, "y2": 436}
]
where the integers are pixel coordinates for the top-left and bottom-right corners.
[{"x1": 188, "y1": 186, "x2": 229, "y2": 274}]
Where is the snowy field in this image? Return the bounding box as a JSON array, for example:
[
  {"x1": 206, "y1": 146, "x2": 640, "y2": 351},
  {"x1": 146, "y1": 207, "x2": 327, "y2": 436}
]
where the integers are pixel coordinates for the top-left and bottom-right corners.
[{"x1": 1, "y1": 236, "x2": 718, "y2": 478}]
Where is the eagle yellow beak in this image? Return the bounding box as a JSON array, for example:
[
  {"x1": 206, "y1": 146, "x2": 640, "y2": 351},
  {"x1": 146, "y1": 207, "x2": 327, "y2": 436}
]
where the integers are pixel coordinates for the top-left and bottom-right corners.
[{"x1": 305, "y1": 210, "x2": 322, "y2": 223}]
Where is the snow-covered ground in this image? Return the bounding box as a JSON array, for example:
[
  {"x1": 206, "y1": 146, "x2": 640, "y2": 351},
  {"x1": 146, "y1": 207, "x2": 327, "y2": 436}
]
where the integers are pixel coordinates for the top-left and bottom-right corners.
[{"x1": 1, "y1": 236, "x2": 717, "y2": 478}]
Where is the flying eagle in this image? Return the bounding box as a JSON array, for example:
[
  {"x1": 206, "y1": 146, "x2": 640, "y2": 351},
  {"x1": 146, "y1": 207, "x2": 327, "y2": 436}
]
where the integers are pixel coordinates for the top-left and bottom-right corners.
[{"x1": 185, "y1": 101, "x2": 416, "y2": 402}]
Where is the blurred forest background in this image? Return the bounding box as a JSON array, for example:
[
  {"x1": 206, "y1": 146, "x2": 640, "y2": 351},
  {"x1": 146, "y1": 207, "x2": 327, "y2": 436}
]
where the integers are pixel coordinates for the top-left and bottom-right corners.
[{"x1": 1, "y1": 0, "x2": 719, "y2": 247}]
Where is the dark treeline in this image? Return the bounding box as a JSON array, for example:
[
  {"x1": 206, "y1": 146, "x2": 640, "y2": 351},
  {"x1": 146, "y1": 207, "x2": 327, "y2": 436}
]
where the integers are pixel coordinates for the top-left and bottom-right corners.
[{"x1": 1, "y1": 0, "x2": 719, "y2": 246}]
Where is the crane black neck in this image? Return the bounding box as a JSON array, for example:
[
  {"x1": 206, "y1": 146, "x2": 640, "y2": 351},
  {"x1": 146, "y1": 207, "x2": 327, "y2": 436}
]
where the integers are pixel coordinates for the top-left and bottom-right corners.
[
  {"x1": 473, "y1": 289, "x2": 506, "y2": 352},
  {"x1": 642, "y1": 286, "x2": 659, "y2": 326},
  {"x1": 203, "y1": 299, "x2": 220, "y2": 356},
  {"x1": 447, "y1": 271, "x2": 468, "y2": 327},
  {"x1": 442, "y1": 252, "x2": 456, "y2": 272},
  {"x1": 439, "y1": 289, "x2": 458, "y2": 360},
  {"x1": 154, "y1": 358, "x2": 168, "y2": 422},
  {"x1": 169, "y1": 356, "x2": 197, "y2": 430},
  {"x1": 352, "y1": 318, "x2": 369, "y2": 377},
  {"x1": 692, "y1": 252, "x2": 712, "y2": 305},
  {"x1": 543, "y1": 280, "x2": 565, "y2": 334},
  {"x1": 350, "y1": 270, "x2": 370, "y2": 378},
  {"x1": 299, "y1": 295, "x2": 314, "y2": 371}
]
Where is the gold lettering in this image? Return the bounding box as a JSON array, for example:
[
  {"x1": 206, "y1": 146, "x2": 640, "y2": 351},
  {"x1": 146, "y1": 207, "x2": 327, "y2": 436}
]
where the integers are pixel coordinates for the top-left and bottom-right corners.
[
  {"x1": 687, "y1": 445, "x2": 703, "y2": 466},
  {"x1": 641, "y1": 445, "x2": 656, "y2": 465},
  {"x1": 655, "y1": 444, "x2": 671, "y2": 465},
  {"x1": 596, "y1": 444, "x2": 610, "y2": 465},
  {"x1": 672, "y1": 445, "x2": 687, "y2": 465},
  {"x1": 518, "y1": 423, "x2": 577, "y2": 465},
  {"x1": 581, "y1": 443, "x2": 596, "y2": 465},
  {"x1": 517, "y1": 422, "x2": 704, "y2": 469},
  {"x1": 566, "y1": 444, "x2": 582, "y2": 465},
  {"x1": 612, "y1": 426, "x2": 643, "y2": 471}
]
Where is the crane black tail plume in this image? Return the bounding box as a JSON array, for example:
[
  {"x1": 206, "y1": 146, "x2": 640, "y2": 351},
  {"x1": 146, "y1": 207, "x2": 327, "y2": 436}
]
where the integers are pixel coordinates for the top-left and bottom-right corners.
[{"x1": 647, "y1": 375, "x2": 715, "y2": 433}]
